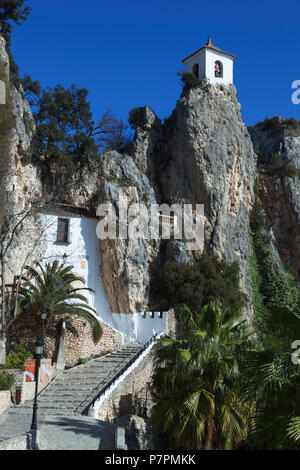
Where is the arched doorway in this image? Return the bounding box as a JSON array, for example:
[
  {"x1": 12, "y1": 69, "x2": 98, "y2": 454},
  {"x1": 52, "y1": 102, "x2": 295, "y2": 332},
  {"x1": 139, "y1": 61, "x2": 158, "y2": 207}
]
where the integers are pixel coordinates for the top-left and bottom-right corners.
[
  {"x1": 214, "y1": 61, "x2": 223, "y2": 78},
  {"x1": 192, "y1": 63, "x2": 199, "y2": 79}
]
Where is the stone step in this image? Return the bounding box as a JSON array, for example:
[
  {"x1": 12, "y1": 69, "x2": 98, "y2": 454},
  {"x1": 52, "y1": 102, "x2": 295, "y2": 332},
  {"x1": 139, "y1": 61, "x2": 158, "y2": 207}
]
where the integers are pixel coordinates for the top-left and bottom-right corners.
[
  {"x1": 10, "y1": 344, "x2": 144, "y2": 418},
  {"x1": 38, "y1": 396, "x2": 80, "y2": 403},
  {"x1": 60, "y1": 368, "x2": 118, "y2": 376},
  {"x1": 50, "y1": 381, "x2": 107, "y2": 389},
  {"x1": 54, "y1": 374, "x2": 110, "y2": 381}
]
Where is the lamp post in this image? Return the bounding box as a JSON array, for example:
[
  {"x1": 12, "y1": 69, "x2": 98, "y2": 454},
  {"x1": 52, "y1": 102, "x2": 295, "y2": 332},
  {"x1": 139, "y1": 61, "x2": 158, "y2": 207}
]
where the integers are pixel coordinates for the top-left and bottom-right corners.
[
  {"x1": 40, "y1": 311, "x2": 47, "y2": 344},
  {"x1": 30, "y1": 312, "x2": 47, "y2": 433}
]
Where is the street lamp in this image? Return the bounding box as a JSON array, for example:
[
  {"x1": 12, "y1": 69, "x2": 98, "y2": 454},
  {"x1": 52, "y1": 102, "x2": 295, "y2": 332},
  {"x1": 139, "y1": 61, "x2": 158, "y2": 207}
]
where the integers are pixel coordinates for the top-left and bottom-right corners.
[
  {"x1": 40, "y1": 311, "x2": 47, "y2": 344},
  {"x1": 30, "y1": 340, "x2": 43, "y2": 432},
  {"x1": 62, "y1": 253, "x2": 68, "y2": 265},
  {"x1": 30, "y1": 312, "x2": 47, "y2": 435}
]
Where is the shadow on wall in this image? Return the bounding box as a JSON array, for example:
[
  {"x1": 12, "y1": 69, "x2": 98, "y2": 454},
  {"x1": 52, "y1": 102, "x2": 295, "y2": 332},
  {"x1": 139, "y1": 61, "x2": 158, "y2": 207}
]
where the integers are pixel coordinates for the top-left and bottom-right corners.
[{"x1": 80, "y1": 218, "x2": 117, "y2": 328}]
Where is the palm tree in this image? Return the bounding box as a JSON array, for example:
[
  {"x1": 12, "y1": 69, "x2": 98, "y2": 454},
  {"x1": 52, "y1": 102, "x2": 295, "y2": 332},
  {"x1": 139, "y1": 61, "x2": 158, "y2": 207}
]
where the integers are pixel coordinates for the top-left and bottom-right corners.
[
  {"x1": 150, "y1": 303, "x2": 254, "y2": 450},
  {"x1": 18, "y1": 260, "x2": 102, "y2": 344},
  {"x1": 242, "y1": 306, "x2": 300, "y2": 450}
]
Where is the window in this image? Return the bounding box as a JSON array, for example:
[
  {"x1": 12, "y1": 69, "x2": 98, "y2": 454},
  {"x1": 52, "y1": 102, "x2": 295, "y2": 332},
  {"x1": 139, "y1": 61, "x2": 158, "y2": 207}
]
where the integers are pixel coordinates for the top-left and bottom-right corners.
[
  {"x1": 192, "y1": 63, "x2": 199, "y2": 79},
  {"x1": 215, "y1": 61, "x2": 223, "y2": 78},
  {"x1": 56, "y1": 218, "x2": 70, "y2": 243}
]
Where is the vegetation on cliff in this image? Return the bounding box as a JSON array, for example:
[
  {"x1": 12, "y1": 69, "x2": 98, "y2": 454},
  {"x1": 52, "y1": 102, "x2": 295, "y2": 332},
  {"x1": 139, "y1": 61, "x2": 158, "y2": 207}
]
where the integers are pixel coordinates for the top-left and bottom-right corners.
[
  {"x1": 150, "y1": 252, "x2": 247, "y2": 315},
  {"x1": 21, "y1": 79, "x2": 131, "y2": 193}
]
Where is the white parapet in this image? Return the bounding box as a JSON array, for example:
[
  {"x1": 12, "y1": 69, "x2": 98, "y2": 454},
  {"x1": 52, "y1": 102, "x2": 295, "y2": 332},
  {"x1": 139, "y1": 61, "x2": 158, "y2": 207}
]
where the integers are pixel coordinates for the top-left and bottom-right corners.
[
  {"x1": 112, "y1": 312, "x2": 168, "y2": 343},
  {"x1": 88, "y1": 331, "x2": 163, "y2": 419}
]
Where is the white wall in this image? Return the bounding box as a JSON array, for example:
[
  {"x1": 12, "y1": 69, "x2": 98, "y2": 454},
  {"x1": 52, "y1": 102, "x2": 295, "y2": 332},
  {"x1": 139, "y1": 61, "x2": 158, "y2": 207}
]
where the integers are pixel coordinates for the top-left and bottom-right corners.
[
  {"x1": 205, "y1": 49, "x2": 234, "y2": 85},
  {"x1": 38, "y1": 213, "x2": 115, "y2": 328},
  {"x1": 38, "y1": 214, "x2": 170, "y2": 344},
  {"x1": 183, "y1": 49, "x2": 206, "y2": 79},
  {"x1": 183, "y1": 48, "x2": 234, "y2": 85},
  {"x1": 112, "y1": 312, "x2": 168, "y2": 343}
]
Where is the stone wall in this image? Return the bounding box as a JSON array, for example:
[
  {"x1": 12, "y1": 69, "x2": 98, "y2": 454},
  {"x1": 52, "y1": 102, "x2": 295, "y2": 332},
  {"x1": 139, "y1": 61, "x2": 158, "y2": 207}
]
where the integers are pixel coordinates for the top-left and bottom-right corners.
[
  {"x1": 8, "y1": 312, "x2": 124, "y2": 368},
  {"x1": 97, "y1": 350, "x2": 154, "y2": 422},
  {"x1": 0, "y1": 368, "x2": 49, "y2": 404},
  {"x1": 0, "y1": 434, "x2": 28, "y2": 450},
  {"x1": 0, "y1": 390, "x2": 10, "y2": 414}
]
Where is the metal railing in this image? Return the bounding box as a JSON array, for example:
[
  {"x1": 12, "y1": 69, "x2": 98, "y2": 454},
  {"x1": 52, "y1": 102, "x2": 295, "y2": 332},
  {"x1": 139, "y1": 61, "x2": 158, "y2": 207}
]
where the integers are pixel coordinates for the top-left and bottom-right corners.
[{"x1": 78, "y1": 332, "x2": 160, "y2": 415}]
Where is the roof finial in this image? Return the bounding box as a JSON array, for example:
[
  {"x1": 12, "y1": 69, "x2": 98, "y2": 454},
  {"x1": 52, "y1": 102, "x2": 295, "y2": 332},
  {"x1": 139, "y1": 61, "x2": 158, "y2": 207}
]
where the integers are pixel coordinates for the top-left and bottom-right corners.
[{"x1": 207, "y1": 37, "x2": 213, "y2": 47}]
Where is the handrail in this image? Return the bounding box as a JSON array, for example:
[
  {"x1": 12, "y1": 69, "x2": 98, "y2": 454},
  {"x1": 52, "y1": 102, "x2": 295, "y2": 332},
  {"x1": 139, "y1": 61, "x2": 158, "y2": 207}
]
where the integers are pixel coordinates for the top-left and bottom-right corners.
[{"x1": 77, "y1": 332, "x2": 160, "y2": 415}]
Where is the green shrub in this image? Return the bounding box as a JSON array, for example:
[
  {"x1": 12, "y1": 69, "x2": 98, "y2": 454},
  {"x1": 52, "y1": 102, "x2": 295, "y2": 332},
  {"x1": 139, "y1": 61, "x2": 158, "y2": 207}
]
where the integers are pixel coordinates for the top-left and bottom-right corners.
[
  {"x1": 261, "y1": 117, "x2": 281, "y2": 131},
  {"x1": 178, "y1": 72, "x2": 202, "y2": 92},
  {"x1": 128, "y1": 107, "x2": 147, "y2": 130},
  {"x1": 284, "y1": 117, "x2": 298, "y2": 130},
  {"x1": 78, "y1": 358, "x2": 89, "y2": 365},
  {"x1": 260, "y1": 153, "x2": 299, "y2": 178},
  {"x1": 1, "y1": 346, "x2": 33, "y2": 370},
  {"x1": 0, "y1": 372, "x2": 14, "y2": 391},
  {"x1": 150, "y1": 252, "x2": 247, "y2": 314}
]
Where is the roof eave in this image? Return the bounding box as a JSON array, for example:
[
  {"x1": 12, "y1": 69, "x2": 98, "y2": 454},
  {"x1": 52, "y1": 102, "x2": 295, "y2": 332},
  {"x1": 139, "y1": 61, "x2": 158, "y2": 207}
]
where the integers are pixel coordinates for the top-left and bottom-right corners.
[{"x1": 182, "y1": 46, "x2": 237, "y2": 63}]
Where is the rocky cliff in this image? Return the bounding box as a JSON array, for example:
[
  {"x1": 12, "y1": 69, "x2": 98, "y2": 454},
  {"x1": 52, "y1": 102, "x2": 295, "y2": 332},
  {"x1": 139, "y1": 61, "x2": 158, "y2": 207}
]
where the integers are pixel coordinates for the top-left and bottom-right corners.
[
  {"x1": 0, "y1": 35, "x2": 45, "y2": 289},
  {"x1": 98, "y1": 151, "x2": 160, "y2": 313},
  {"x1": 125, "y1": 82, "x2": 257, "y2": 314},
  {"x1": 2, "y1": 34, "x2": 299, "y2": 320},
  {"x1": 249, "y1": 117, "x2": 300, "y2": 280}
]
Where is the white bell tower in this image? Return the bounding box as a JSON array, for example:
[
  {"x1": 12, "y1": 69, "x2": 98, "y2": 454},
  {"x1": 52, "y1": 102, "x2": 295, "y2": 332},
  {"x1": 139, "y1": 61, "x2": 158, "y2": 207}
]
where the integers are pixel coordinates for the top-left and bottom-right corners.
[{"x1": 182, "y1": 38, "x2": 237, "y2": 85}]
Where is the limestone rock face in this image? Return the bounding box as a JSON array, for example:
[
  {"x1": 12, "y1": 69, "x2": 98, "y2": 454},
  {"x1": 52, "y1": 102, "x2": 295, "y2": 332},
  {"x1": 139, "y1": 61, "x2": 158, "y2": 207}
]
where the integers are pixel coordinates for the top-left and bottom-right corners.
[
  {"x1": 0, "y1": 34, "x2": 275, "y2": 321},
  {"x1": 99, "y1": 84, "x2": 258, "y2": 313},
  {"x1": 131, "y1": 105, "x2": 162, "y2": 178},
  {"x1": 249, "y1": 118, "x2": 300, "y2": 279},
  {"x1": 0, "y1": 36, "x2": 45, "y2": 287},
  {"x1": 98, "y1": 151, "x2": 160, "y2": 313},
  {"x1": 132, "y1": 83, "x2": 257, "y2": 307}
]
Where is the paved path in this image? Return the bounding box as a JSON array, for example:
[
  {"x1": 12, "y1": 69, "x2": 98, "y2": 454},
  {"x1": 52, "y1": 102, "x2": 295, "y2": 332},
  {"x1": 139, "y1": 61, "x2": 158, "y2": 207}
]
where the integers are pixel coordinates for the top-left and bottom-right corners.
[
  {"x1": 0, "y1": 342, "x2": 142, "y2": 448},
  {"x1": 38, "y1": 415, "x2": 115, "y2": 450}
]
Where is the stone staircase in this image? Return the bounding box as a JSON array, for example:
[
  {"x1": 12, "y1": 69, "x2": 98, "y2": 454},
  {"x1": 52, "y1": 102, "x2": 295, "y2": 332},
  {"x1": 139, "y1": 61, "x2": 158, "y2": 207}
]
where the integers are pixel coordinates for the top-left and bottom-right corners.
[{"x1": 0, "y1": 342, "x2": 142, "y2": 442}]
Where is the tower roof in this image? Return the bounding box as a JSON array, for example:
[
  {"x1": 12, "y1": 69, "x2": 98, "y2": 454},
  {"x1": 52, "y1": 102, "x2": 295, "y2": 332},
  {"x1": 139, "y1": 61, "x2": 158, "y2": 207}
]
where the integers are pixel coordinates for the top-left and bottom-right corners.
[{"x1": 182, "y1": 38, "x2": 237, "y2": 63}]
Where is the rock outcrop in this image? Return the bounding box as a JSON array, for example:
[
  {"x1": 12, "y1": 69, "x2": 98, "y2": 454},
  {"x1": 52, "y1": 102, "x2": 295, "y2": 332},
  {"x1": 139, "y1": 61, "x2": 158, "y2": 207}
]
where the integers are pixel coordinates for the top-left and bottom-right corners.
[
  {"x1": 249, "y1": 117, "x2": 300, "y2": 279},
  {"x1": 3, "y1": 34, "x2": 296, "y2": 323},
  {"x1": 0, "y1": 35, "x2": 45, "y2": 288},
  {"x1": 98, "y1": 151, "x2": 160, "y2": 313},
  {"x1": 129, "y1": 83, "x2": 257, "y2": 310}
]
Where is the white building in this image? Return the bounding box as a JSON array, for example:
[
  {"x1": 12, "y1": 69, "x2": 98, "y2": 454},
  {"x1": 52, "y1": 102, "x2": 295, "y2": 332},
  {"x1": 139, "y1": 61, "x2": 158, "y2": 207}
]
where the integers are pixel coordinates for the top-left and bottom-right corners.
[
  {"x1": 182, "y1": 38, "x2": 237, "y2": 85},
  {"x1": 38, "y1": 204, "x2": 170, "y2": 342},
  {"x1": 38, "y1": 204, "x2": 114, "y2": 327}
]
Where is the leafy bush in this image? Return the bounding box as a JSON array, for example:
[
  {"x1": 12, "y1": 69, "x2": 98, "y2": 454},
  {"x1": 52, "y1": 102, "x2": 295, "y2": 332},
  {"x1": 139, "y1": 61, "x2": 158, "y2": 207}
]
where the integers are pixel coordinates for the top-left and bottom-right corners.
[
  {"x1": 258, "y1": 117, "x2": 299, "y2": 133},
  {"x1": 150, "y1": 252, "x2": 247, "y2": 315},
  {"x1": 284, "y1": 117, "x2": 299, "y2": 130},
  {"x1": 128, "y1": 107, "x2": 147, "y2": 130},
  {"x1": 78, "y1": 358, "x2": 89, "y2": 365},
  {"x1": 1, "y1": 346, "x2": 33, "y2": 370},
  {"x1": 178, "y1": 72, "x2": 201, "y2": 92},
  {"x1": 260, "y1": 153, "x2": 299, "y2": 178},
  {"x1": 0, "y1": 372, "x2": 14, "y2": 391}
]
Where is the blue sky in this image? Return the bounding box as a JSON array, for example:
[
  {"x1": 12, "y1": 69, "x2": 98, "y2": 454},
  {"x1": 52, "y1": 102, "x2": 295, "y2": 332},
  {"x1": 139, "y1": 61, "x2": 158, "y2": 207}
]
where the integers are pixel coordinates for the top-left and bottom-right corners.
[{"x1": 10, "y1": 0, "x2": 300, "y2": 126}]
